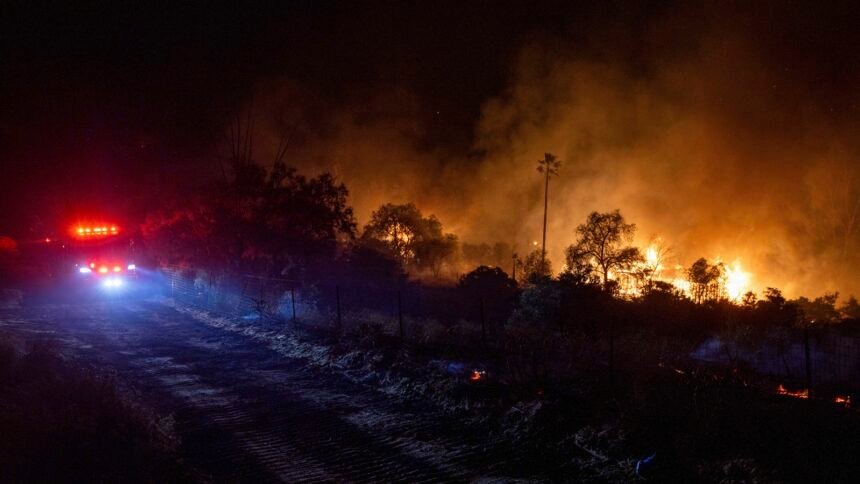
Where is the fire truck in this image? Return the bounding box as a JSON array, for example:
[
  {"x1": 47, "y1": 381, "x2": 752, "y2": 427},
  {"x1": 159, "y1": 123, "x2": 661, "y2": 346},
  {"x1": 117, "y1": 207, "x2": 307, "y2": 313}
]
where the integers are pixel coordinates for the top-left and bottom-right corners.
[{"x1": 64, "y1": 222, "x2": 139, "y2": 291}]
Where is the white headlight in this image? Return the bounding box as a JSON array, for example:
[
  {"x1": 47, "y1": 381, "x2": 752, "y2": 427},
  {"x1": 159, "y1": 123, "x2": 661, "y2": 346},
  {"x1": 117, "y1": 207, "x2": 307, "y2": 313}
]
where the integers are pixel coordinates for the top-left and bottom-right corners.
[
  {"x1": 79, "y1": 267, "x2": 91, "y2": 274},
  {"x1": 127, "y1": 264, "x2": 136, "y2": 271},
  {"x1": 102, "y1": 277, "x2": 123, "y2": 289}
]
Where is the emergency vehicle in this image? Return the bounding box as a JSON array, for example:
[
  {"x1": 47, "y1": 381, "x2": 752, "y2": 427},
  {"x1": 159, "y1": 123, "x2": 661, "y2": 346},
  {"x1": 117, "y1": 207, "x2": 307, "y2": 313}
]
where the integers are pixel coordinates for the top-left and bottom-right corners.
[{"x1": 66, "y1": 222, "x2": 138, "y2": 291}]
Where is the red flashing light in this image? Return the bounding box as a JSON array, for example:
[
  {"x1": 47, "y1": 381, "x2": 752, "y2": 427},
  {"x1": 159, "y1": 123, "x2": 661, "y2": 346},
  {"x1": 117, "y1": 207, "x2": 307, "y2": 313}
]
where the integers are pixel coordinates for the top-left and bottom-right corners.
[{"x1": 72, "y1": 224, "x2": 120, "y2": 239}]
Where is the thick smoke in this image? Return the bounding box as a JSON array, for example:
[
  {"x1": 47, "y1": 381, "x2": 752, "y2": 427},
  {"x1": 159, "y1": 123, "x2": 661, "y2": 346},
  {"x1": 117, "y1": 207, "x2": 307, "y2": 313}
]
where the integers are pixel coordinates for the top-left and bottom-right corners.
[{"x1": 251, "y1": 2, "x2": 860, "y2": 297}]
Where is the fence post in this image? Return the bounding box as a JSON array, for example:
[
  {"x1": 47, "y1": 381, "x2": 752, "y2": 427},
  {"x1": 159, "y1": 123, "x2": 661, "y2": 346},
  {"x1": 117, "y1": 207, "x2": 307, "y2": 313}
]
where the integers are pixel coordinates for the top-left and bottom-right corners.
[
  {"x1": 479, "y1": 296, "x2": 486, "y2": 347},
  {"x1": 290, "y1": 288, "x2": 297, "y2": 323},
  {"x1": 804, "y1": 326, "x2": 813, "y2": 398},
  {"x1": 397, "y1": 289, "x2": 404, "y2": 341},
  {"x1": 335, "y1": 285, "x2": 342, "y2": 330},
  {"x1": 608, "y1": 319, "x2": 615, "y2": 385},
  {"x1": 257, "y1": 277, "x2": 265, "y2": 322}
]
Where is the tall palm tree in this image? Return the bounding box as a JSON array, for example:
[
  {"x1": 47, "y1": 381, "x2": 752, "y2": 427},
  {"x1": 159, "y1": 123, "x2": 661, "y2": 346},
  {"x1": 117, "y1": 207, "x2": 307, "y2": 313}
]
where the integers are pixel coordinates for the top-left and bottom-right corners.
[{"x1": 537, "y1": 152, "x2": 561, "y2": 267}]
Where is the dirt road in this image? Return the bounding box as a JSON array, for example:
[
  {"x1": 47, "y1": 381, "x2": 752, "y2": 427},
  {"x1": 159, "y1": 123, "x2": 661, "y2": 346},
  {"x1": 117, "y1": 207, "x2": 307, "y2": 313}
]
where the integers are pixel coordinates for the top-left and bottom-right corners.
[{"x1": 1, "y1": 298, "x2": 527, "y2": 483}]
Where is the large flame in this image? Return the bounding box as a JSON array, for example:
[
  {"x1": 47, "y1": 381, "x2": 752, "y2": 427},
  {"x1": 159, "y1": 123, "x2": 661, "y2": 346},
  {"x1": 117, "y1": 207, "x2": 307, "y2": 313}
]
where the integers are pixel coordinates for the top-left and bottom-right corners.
[
  {"x1": 605, "y1": 242, "x2": 753, "y2": 303},
  {"x1": 645, "y1": 245, "x2": 662, "y2": 272},
  {"x1": 724, "y1": 260, "x2": 751, "y2": 301}
]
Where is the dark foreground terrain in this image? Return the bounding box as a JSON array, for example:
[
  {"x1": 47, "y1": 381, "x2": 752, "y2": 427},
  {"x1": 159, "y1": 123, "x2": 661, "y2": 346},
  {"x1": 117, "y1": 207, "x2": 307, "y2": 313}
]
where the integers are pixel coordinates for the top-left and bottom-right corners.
[
  {"x1": 7, "y1": 288, "x2": 860, "y2": 483},
  {"x1": 1, "y1": 295, "x2": 531, "y2": 483}
]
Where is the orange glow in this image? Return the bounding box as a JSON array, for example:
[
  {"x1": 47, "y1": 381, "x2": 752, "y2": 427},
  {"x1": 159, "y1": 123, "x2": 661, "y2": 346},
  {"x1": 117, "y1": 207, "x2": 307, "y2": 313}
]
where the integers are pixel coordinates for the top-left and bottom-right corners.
[
  {"x1": 777, "y1": 384, "x2": 809, "y2": 399},
  {"x1": 470, "y1": 370, "x2": 485, "y2": 381},
  {"x1": 835, "y1": 395, "x2": 851, "y2": 406},
  {"x1": 113, "y1": 266, "x2": 121, "y2": 272},
  {"x1": 89, "y1": 262, "x2": 96, "y2": 268},
  {"x1": 98, "y1": 266, "x2": 108, "y2": 274}
]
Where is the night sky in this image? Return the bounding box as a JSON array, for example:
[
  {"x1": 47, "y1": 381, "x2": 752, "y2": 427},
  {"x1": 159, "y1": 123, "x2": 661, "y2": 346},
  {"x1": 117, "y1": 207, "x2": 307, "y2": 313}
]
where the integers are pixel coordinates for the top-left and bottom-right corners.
[{"x1": 2, "y1": 0, "x2": 589, "y2": 231}]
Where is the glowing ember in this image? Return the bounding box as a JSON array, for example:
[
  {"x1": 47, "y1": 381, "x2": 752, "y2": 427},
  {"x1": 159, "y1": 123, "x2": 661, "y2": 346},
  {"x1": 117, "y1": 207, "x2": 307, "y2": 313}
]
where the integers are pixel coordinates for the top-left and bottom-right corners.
[
  {"x1": 835, "y1": 395, "x2": 851, "y2": 406},
  {"x1": 776, "y1": 384, "x2": 809, "y2": 399},
  {"x1": 470, "y1": 370, "x2": 485, "y2": 381}
]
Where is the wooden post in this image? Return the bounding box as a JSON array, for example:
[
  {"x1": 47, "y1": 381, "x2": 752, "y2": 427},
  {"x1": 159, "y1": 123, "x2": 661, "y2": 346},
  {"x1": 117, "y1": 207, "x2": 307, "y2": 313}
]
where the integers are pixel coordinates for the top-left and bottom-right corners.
[
  {"x1": 479, "y1": 296, "x2": 486, "y2": 347},
  {"x1": 335, "y1": 285, "x2": 342, "y2": 329},
  {"x1": 804, "y1": 326, "x2": 812, "y2": 398},
  {"x1": 397, "y1": 290, "x2": 404, "y2": 341},
  {"x1": 608, "y1": 319, "x2": 615, "y2": 385},
  {"x1": 290, "y1": 288, "x2": 296, "y2": 323}
]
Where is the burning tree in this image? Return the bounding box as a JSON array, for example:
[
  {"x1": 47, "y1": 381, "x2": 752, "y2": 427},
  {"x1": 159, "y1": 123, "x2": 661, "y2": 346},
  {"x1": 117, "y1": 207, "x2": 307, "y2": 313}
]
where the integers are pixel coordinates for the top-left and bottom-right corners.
[
  {"x1": 686, "y1": 258, "x2": 725, "y2": 303},
  {"x1": 638, "y1": 238, "x2": 671, "y2": 291},
  {"x1": 564, "y1": 210, "x2": 642, "y2": 288}
]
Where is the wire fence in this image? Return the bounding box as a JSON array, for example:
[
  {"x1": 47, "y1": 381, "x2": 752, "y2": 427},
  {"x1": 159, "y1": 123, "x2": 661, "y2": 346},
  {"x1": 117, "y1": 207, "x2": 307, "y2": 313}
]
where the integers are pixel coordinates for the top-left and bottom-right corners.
[
  {"x1": 160, "y1": 266, "x2": 503, "y2": 361},
  {"x1": 160, "y1": 266, "x2": 860, "y2": 396}
]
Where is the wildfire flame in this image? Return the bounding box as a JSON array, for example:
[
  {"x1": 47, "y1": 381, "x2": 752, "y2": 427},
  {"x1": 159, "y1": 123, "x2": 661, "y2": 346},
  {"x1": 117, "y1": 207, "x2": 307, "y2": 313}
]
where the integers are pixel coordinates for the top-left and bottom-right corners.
[
  {"x1": 645, "y1": 246, "x2": 662, "y2": 271},
  {"x1": 724, "y1": 260, "x2": 751, "y2": 301},
  {"x1": 777, "y1": 384, "x2": 809, "y2": 399},
  {"x1": 567, "y1": 238, "x2": 755, "y2": 304}
]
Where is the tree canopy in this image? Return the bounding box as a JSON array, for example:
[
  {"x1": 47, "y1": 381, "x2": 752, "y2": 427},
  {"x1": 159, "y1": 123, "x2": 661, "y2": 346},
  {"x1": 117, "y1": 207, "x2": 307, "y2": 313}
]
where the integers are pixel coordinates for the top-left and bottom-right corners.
[
  {"x1": 142, "y1": 161, "x2": 356, "y2": 276},
  {"x1": 361, "y1": 203, "x2": 457, "y2": 276},
  {"x1": 564, "y1": 210, "x2": 642, "y2": 286}
]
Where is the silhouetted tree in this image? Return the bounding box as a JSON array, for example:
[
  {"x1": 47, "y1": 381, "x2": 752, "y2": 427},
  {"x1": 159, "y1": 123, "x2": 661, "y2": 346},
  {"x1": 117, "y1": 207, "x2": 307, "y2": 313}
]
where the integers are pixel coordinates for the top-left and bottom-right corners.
[
  {"x1": 142, "y1": 161, "x2": 356, "y2": 276},
  {"x1": 458, "y1": 266, "x2": 519, "y2": 333},
  {"x1": 564, "y1": 210, "x2": 642, "y2": 287},
  {"x1": 362, "y1": 203, "x2": 457, "y2": 275},
  {"x1": 755, "y1": 287, "x2": 800, "y2": 328},
  {"x1": 637, "y1": 237, "x2": 671, "y2": 291},
  {"x1": 840, "y1": 295, "x2": 860, "y2": 319},
  {"x1": 793, "y1": 292, "x2": 840, "y2": 324},
  {"x1": 687, "y1": 258, "x2": 725, "y2": 303},
  {"x1": 521, "y1": 248, "x2": 552, "y2": 283},
  {"x1": 418, "y1": 233, "x2": 458, "y2": 278},
  {"x1": 764, "y1": 287, "x2": 786, "y2": 307},
  {"x1": 537, "y1": 153, "x2": 560, "y2": 266}
]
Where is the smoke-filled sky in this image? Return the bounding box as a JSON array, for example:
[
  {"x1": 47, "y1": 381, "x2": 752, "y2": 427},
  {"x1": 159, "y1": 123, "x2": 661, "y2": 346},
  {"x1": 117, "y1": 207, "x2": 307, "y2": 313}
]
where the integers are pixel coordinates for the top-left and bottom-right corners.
[{"x1": 2, "y1": 1, "x2": 859, "y2": 296}]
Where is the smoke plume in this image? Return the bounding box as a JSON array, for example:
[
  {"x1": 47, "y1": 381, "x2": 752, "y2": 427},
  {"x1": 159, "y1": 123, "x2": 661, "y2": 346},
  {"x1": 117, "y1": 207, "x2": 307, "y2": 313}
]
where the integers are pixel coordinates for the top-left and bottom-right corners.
[{"x1": 250, "y1": 1, "x2": 860, "y2": 297}]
